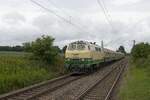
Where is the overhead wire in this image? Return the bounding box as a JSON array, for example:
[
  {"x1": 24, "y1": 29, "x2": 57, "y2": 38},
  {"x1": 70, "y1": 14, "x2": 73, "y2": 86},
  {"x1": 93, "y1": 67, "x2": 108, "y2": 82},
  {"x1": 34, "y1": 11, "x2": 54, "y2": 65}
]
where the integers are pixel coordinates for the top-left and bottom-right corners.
[
  {"x1": 30, "y1": 0, "x2": 93, "y2": 35},
  {"x1": 48, "y1": 0, "x2": 69, "y2": 16},
  {"x1": 97, "y1": 0, "x2": 123, "y2": 47},
  {"x1": 105, "y1": 17, "x2": 150, "y2": 47},
  {"x1": 97, "y1": 0, "x2": 116, "y2": 33},
  {"x1": 47, "y1": 0, "x2": 90, "y2": 33}
]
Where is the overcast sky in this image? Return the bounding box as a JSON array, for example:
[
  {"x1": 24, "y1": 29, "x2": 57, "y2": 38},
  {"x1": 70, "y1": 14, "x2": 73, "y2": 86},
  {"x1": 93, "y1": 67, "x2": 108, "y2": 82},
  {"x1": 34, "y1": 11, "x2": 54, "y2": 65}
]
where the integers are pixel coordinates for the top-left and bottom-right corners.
[{"x1": 0, "y1": 0, "x2": 150, "y2": 52}]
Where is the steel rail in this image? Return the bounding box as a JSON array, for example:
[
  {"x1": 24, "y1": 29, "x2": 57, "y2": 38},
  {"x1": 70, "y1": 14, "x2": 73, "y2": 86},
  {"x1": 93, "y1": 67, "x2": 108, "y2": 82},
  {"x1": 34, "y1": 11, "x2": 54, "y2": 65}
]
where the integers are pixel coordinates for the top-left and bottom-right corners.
[
  {"x1": 104, "y1": 60, "x2": 128, "y2": 100},
  {"x1": 74, "y1": 60, "x2": 123, "y2": 100},
  {"x1": 0, "y1": 73, "x2": 80, "y2": 100}
]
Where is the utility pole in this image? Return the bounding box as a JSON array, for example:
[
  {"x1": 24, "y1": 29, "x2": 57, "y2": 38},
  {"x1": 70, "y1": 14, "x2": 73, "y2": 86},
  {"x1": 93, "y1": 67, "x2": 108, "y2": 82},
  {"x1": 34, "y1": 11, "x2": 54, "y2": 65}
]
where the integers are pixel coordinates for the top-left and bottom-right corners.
[
  {"x1": 133, "y1": 40, "x2": 136, "y2": 47},
  {"x1": 101, "y1": 40, "x2": 104, "y2": 52}
]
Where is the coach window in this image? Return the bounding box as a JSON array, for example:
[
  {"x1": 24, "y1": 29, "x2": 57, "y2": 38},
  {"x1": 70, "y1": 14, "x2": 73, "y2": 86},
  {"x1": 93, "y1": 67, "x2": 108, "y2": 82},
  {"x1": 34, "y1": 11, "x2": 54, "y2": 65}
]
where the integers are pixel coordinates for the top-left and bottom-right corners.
[
  {"x1": 99, "y1": 48, "x2": 101, "y2": 52},
  {"x1": 95, "y1": 47, "x2": 98, "y2": 51},
  {"x1": 88, "y1": 46, "x2": 90, "y2": 50}
]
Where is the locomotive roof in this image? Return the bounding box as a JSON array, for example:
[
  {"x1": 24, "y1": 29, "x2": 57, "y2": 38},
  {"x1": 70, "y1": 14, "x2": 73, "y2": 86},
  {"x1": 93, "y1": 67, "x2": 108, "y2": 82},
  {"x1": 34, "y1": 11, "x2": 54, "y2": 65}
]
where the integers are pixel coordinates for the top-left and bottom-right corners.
[
  {"x1": 71, "y1": 41, "x2": 100, "y2": 46},
  {"x1": 69, "y1": 41, "x2": 124, "y2": 54}
]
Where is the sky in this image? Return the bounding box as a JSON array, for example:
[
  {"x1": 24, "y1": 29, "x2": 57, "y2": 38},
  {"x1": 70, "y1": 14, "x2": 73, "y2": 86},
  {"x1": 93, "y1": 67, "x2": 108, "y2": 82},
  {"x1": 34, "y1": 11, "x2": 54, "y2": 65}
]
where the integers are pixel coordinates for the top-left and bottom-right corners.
[{"x1": 0, "y1": 0, "x2": 150, "y2": 52}]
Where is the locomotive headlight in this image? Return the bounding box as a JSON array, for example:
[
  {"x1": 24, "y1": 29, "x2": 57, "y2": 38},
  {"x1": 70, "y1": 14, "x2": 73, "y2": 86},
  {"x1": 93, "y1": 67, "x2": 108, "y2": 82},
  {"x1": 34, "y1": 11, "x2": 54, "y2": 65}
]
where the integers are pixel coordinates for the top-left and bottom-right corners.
[
  {"x1": 81, "y1": 58, "x2": 84, "y2": 61},
  {"x1": 66, "y1": 58, "x2": 70, "y2": 61},
  {"x1": 85, "y1": 58, "x2": 92, "y2": 61}
]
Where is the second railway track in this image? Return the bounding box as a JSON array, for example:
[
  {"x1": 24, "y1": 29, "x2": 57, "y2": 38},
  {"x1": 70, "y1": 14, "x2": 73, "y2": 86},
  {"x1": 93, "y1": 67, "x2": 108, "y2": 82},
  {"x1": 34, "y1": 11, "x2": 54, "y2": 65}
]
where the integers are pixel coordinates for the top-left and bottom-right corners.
[{"x1": 0, "y1": 74, "x2": 83, "y2": 100}]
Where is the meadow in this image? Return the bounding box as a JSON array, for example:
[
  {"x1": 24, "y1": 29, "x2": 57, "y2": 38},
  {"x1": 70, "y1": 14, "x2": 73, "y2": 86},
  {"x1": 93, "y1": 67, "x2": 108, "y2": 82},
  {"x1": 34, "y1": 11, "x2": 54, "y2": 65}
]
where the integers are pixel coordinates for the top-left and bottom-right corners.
[
  {"x1": 0, "y1": 51, "x2": 64, "y2": 94},
  {"x1": 119, "y1": 58, "x2": 150, "y2": 100}
]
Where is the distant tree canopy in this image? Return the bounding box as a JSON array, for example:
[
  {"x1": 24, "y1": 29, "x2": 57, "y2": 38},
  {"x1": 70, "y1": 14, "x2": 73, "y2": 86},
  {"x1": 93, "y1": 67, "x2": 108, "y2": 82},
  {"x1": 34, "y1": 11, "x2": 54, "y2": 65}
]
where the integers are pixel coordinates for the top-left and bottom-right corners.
[
  {"x1": 131, "y1": 42, "x2": 150, "y2": 60},
  {"x1": 23, "y1": 35, "x2": 60, "y2": 63},
  {"x1": 53, "y1": 46, "x2": 61, "y2": 53},
  {"x1": 0, "y1": 46, "x2": 23, "y2": 51},
  {"x1": 116, "y1": 45, "x2": 126, "y2": 54},
  {"x1": 23, "y1": 42, "x2": 32, "y2": 52}
]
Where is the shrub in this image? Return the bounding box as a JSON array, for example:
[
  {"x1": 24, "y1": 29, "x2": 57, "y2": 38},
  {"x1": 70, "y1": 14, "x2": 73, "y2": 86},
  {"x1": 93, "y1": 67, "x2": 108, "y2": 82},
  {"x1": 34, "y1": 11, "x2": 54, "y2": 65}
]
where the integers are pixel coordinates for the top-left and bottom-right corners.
[
  {"x1": 23, "y1": 35, "x2": 59, "y2": 64},
  {"x1": 131, "y1": 42, "x2": 150, "y2": 61}
]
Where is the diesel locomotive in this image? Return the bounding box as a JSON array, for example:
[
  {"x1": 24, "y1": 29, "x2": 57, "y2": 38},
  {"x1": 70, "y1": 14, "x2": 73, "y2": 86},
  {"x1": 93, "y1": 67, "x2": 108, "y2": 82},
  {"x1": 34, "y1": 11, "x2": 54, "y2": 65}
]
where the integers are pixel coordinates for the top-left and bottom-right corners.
[{"x1": 65, "y1": 41, "x2": 124, "y2": 73}]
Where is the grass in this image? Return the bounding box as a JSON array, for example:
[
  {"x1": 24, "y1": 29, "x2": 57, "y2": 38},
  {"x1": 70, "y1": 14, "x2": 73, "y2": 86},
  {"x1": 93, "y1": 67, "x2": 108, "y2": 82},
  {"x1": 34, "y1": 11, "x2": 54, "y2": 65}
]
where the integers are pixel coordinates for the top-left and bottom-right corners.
[
  {"x1": 0, "y1": 51, "x2": 65, "y2": 94},
  {"x1": 119, "y1": 58, "x2": 150, "y2": 100}
]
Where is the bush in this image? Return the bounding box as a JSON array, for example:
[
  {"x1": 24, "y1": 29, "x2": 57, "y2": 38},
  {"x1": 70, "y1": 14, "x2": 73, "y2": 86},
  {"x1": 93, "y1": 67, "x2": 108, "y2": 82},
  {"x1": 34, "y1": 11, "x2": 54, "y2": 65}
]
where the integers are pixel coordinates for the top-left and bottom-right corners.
[
  {"x1": 0, "y1": 52, "x2": 60, "y2": 94},
  {"x1": 131, "y1": 42, "x2": 150, "y2": 61},
  {"x1": 23, "y1": 35, "x2": 59, "y2": 64}
]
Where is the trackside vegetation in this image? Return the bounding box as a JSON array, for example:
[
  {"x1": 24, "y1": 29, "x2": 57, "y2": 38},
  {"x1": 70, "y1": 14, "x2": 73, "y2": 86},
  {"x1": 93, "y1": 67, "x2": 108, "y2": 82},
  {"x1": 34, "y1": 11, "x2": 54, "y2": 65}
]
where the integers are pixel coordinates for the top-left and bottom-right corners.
[
  {"x1": 0, "y1": 35, "x2": 65, "y2": 94},
  {"x1": 119, "y1": 42, "x2": 150, "y2": 100}
]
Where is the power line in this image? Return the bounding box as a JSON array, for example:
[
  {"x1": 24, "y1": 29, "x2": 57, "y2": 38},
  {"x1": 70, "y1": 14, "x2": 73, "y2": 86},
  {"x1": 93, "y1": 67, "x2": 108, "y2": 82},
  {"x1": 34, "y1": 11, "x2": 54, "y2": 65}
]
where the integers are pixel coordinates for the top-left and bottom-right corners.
[
  {"x1": 100, "y1": 0, "x2": 114, "y2": 25},
  {"x1": 48, "y1": 0, "x2": 69, "y2": 16},
  {"x1": 105, "y1": 17, "x2": 150, "y2": 47},
  {"x1": 47, "y1": 0, "x2": 96, "y2": 37},
  {"x1": 30, "y1": 0, "x2": 92, "y2": 35},
  {"x1": 97, "y1": 0, "x2": 116, "y2": 32}
]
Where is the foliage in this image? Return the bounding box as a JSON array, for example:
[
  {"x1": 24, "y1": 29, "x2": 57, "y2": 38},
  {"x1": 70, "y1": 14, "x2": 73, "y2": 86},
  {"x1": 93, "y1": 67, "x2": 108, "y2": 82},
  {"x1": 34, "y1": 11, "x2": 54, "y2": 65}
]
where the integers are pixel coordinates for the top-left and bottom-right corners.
[
  {"x1": 116, "y1": 45, "x2": 126, "y2": 54},
  {"x1": 23, "y1": 35, "x2": 59, "y2": 64},
  {"x1": 119, "y1": 60, "x2": 150, "y2": 100},
  {"x1": 119, "y1": 42, "x2": 150, "y2": 100},
  {"x1": 23, "y1": 42, "x2": 32, "y2": 52},
  {"x1": 131, "y1": 42, "x2": 150, "y2": 61},
  {"x1": 0, "y1": 52, "x2": 65, "y2": 94},
  {"x1": 53, "y1": 46, "x2": 61, "y2": 53}
]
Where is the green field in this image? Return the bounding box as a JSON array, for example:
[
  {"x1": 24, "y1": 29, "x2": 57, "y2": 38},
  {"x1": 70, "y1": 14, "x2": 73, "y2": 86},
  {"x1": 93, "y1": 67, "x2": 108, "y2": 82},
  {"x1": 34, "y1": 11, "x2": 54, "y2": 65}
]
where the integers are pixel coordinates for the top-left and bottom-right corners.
[
  {"x1": 0, "y1": 51, "x2": 64, "y2": 94},
  {"x1": 119, "y1": 59, "x2": 150, "y2": 100}
]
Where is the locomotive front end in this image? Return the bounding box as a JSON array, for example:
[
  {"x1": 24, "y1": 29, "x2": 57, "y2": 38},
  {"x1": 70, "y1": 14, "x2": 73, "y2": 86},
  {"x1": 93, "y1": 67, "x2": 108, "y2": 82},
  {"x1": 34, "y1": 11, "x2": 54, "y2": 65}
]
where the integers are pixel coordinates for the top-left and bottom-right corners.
[{"x1": 65, "y1": 41, "x2": 92, "y2": 72}]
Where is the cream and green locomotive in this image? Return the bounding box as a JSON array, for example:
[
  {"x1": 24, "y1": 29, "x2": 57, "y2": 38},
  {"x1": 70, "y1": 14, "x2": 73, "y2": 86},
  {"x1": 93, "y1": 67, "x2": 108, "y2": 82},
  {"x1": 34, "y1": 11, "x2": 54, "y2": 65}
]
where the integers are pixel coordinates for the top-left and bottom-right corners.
[{"x1": 65, "y1": 41, "x2": 124, "y2": 72}]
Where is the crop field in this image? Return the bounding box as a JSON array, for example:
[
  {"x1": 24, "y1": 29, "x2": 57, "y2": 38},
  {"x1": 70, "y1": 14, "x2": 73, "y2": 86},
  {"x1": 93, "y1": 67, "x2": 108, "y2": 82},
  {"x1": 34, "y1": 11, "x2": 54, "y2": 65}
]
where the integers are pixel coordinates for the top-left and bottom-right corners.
[{"x1": 0, "y1": 51, "x2": 64, "y2": 94}]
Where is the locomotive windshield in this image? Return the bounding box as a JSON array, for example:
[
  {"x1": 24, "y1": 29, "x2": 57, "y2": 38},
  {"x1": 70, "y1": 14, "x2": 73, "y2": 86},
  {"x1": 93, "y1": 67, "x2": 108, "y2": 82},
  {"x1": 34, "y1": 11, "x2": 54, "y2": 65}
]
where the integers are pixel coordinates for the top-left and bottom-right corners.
[
  {"x1": 77, "y1": 44, "x2": 85, "y2": 50},
  {"x1": 68, "y1": 42, "x2": 85, "y2": 50},
  {"x1": 68, "y1": 43, "x2": 76, "y2": 50}
]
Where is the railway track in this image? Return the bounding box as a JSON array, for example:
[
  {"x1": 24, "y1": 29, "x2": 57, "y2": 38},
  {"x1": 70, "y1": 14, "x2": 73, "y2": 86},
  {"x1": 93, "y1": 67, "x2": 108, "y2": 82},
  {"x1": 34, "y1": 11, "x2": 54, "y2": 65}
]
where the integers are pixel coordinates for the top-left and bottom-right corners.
[
  {"x1": 75, "y1": 58, "x2": 128, "y2": 100},
  {"x1": 0, "y1": 74, "x2": 82, "y2": 100},
  {"x1": 36, "y1": 59, "x2": 126, "y2": 100},
  {"x1": 0, "y1": 58, "x2": 128, "y2": 100}
]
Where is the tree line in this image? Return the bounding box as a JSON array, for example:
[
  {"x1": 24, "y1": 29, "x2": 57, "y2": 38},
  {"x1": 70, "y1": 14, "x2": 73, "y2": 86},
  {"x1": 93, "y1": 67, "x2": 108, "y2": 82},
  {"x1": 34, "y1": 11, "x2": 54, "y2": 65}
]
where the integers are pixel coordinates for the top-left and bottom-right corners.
[{"x1": 0, "y1": 46, "x2": 24, "y2": 51}]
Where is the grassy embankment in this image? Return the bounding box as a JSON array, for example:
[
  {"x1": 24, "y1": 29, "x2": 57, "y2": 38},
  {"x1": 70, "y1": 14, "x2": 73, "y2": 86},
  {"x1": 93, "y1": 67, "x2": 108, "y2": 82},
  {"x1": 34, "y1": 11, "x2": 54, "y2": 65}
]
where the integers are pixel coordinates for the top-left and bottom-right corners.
[
  {"x1": 0, "y1": 51, "x2": 65, "y2": 94},
  {"x1": 119, "y1": 58, "x2": 150, "y2": 100}
]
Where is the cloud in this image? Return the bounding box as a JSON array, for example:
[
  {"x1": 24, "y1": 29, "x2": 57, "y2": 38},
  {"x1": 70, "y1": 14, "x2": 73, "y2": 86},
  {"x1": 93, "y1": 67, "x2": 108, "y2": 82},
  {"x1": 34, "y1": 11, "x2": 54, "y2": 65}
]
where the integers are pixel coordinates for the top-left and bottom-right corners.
[
  {"x1": 0, "y1": 0, "x2": 150, "y2": 52},
  {"x1": 2, "y1": 12, "x2": 26, "y2": 25},
  {"x1": 112, "y1": 0, "x2": 142, "y2": 6}
]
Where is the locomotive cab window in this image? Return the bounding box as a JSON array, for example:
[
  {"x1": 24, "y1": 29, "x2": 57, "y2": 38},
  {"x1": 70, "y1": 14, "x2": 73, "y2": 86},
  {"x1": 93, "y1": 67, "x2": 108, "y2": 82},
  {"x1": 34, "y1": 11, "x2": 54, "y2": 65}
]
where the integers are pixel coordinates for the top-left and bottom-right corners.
[
  {"x1": 77, "y1": 44, "x2": 85, "y2": 50},
  {"x1": 68, "y1": 44, "x2": 76, "y2": 50},
  {"x1": 68, "y1": 42, "x2": 86, "y2": 50}
]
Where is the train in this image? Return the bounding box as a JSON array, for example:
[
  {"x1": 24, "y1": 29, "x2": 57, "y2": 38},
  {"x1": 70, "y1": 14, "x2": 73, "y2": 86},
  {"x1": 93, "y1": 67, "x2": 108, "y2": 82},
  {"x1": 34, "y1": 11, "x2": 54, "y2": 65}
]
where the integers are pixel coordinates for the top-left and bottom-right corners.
[{"x1": 65, "y1": 41, "x2": 125, "y2": 73}]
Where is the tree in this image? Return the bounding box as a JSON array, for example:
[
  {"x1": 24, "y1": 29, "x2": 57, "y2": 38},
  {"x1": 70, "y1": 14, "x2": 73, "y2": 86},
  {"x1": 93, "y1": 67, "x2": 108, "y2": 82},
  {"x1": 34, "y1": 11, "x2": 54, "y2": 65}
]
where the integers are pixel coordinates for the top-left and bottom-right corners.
[
  {"x1": 23, "y1": 35, "x2": 58, "y2": 63},
  {"x1": 117, "y1": 45, "x2": 126, "y2": 54},
  {"x1": 23, "y1": 42, "x2": 32, "y2": 52},
  {"x1": 53, "y1": 46, "x2": 61, "y2": 53},
  {"x1": 131, "y1": 42, "x2": 150, "y2": 60}
]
